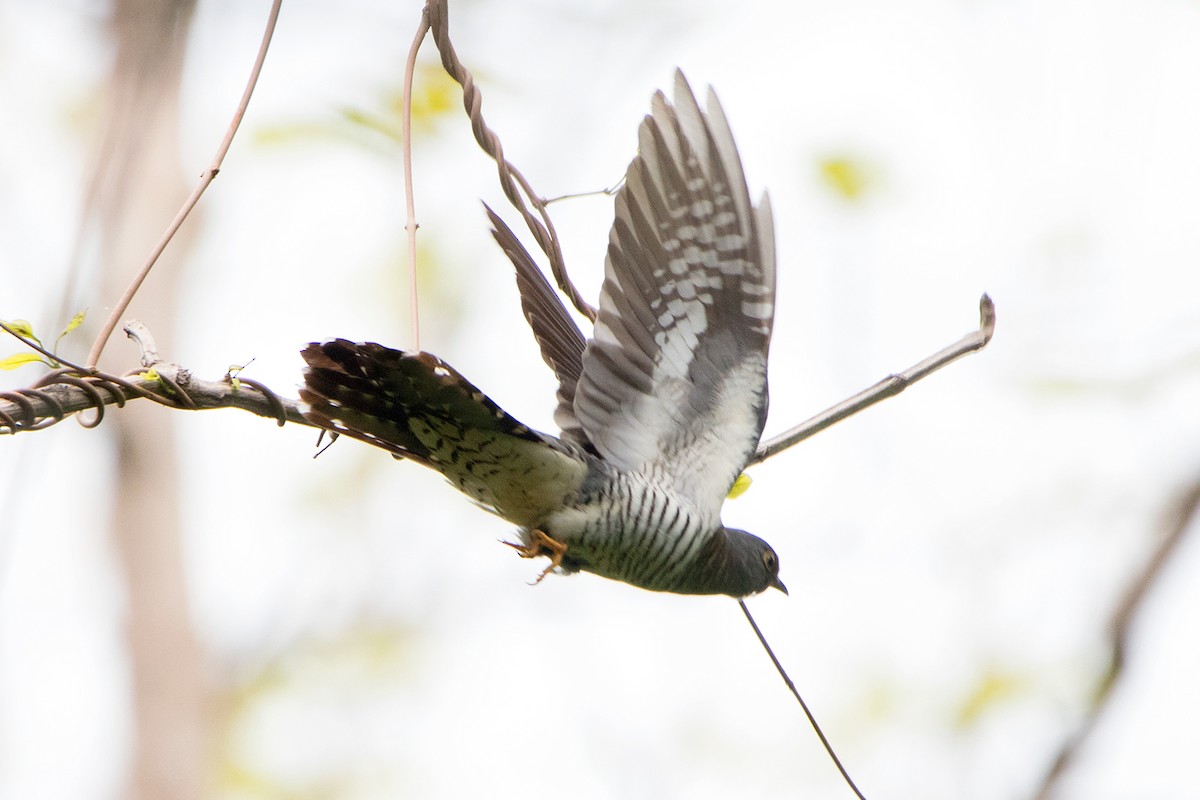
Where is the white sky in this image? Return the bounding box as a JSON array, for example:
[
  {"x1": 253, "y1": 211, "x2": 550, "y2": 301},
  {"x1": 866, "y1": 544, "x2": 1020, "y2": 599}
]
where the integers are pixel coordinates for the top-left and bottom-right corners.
[{"x1": 2, "y1": 1, "x2": 1199, "y2": 799}]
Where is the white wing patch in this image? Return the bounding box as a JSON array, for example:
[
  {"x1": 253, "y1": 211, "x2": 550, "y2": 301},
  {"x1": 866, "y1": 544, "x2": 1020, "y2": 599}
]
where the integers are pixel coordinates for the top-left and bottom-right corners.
[
  {"x1": 661, "y1": 355, "x2": 768, "y2": 514},
  {"x1": 572, "y1": 72, "x2": 776, "y2": 512}
]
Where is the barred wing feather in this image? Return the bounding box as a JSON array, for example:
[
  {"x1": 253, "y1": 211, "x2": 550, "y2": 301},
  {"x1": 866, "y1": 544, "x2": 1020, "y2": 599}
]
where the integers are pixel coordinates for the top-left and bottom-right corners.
[{"x1": 573, "y1": 71, "x2": 776, "y2": 516}]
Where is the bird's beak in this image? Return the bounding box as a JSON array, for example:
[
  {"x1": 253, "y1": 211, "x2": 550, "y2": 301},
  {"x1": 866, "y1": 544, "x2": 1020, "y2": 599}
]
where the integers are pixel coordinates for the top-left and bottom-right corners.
[{"x1": 771, "y1": 576, "x2": 788, "y2": 595}]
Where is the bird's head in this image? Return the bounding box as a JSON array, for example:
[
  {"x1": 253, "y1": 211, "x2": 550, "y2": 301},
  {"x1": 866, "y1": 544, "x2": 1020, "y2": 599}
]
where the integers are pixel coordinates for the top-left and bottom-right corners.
[
  {"x1": 686, "y1": 527, "x2": 786, "y2": 598},
  {"x1": 724, "y1": 527, "x2": 787, "y2": 597}
]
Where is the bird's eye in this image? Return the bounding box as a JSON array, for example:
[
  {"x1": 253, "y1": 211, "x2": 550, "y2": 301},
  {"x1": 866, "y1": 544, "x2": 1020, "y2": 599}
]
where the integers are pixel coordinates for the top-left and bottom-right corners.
[{"x1": 762, "y1": 550, "x2": 778, "y2": 571}]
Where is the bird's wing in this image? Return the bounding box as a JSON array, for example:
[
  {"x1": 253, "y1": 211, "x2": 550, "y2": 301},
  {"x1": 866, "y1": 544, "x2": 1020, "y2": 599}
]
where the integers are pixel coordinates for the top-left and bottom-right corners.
[
  {"x1": 572, "y1": 71, "x2": 776, "y2": 515},
  {"x1": 485, "y1": 204, "x2": 591, "y2": 447},
  {"x1": 300, "y1": 340, "x2": 588, "y2": 528}
]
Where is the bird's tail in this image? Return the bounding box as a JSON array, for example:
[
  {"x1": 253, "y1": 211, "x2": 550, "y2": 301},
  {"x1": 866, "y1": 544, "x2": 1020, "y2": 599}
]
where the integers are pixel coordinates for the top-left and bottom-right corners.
[{"x1": 299, "y1": 340, "x2": 585, "y2": 524}]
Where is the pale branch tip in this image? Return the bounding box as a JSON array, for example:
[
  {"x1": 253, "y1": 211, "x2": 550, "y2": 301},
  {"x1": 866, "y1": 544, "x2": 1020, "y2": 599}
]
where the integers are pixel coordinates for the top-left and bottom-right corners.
[
  {"x1": 751, "y1": 293, "x2": 997, "y2": 465},
  {"x1": 124, "y1": 319, "x2": 162, "y2": 367},
  {"x1": 979, "y1": 293, "x2": 997, "y2": 342}
]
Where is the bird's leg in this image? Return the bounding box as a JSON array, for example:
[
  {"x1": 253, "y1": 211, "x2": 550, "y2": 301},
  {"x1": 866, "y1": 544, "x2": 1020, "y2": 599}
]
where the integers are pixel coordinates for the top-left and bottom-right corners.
[{"x1": 503, "y1": 529, "x2": 568, "y2": 584}]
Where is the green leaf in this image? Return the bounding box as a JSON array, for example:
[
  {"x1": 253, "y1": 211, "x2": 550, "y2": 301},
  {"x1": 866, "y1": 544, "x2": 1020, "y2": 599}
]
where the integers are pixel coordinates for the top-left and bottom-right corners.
[
  {"x1": 60, "y1": 309, "x2": 86, "y2": 336},
  {"x1": 0, "y1": 352, "x2": 47, "y2": 370},
  {"x1": 2, "y1": 319, "x2": 42, "y2": 345},
  {"x1": 63, "y1": 309, "x2": 86, "y2": 335},
  {"x1": 55, "y1": 308, "x2": 88, "y2": 352}
]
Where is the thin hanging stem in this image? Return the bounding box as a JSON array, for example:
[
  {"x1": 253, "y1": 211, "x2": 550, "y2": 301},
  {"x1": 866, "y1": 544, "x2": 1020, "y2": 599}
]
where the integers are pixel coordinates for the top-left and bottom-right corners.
[
  {"x1": 399, "y1": 6, "x2": 430, "y2": 352},
  {"x1": 739, "y1": 599, "x2": 869, "y2": 800},
  {"x1": 86, "y1": 0, "x2": 283, "y2": 369}
]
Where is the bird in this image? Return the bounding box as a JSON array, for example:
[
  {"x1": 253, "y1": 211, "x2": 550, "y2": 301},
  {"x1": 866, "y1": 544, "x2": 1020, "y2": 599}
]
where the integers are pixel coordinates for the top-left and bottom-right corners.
[{"x1": 300, "y1": 71, "x2": 783, "y2": 598}]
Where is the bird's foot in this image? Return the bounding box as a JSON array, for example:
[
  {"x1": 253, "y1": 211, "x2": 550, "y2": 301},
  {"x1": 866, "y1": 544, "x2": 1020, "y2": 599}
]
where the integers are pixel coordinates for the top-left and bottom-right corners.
[{"x1": 503, "y1": 529, "x2": 568, "y2": 585}]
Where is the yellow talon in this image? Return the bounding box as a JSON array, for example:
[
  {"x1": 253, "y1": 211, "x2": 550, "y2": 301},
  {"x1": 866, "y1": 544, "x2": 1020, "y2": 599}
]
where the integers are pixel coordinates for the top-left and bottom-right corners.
[{"x1": 503, "y1": 529, "x2": 568, "y2": 584}]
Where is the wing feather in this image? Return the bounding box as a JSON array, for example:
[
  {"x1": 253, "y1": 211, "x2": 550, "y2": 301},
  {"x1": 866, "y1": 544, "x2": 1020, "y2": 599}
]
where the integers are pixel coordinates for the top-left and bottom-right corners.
[
  {"x1": 485, "y1": 205, "x2": 590, "y2": 445},
  {"x1": 572, "y1": 71, "x2": 776, "y2": 514}
]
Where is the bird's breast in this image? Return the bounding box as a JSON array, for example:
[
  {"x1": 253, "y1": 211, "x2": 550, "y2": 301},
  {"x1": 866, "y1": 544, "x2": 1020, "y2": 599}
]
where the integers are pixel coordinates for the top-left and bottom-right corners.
[{"x1": 535, "y1": 473, "x2": 718, "y2": 593}]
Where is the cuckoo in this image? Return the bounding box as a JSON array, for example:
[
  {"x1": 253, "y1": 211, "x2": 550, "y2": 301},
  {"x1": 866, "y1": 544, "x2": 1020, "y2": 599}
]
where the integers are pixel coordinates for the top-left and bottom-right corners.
[{"x1": 300, "y1": 72, "x2": 784, "y2": 597}]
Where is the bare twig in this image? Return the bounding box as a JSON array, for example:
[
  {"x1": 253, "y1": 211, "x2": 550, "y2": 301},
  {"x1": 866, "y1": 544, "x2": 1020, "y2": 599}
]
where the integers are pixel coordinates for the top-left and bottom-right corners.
[
  {"x1": 751, "y1": 294, "x2": 996, "y2": 465},
  {"x1": 85, "y1": 0, "x2": 283, "y2": 368},
  {"x1": 422, "y1": 0, "x2": 597, "y2": 322},
  {"x1": 739, "y1": 600, "x2": 869, "y2": 800},
  {"x1": 542, "y1": 180, "x2": 624, "y2": 206},
  {"x1": 124, "y1": 319, "x2": 163, "y2": 366},
  {"x1": 1033, "y1": 480, "x2": 1200, "y2": 800},
  {"x1": 400, "y1": 7, "x2": 430, "y2": 351}
]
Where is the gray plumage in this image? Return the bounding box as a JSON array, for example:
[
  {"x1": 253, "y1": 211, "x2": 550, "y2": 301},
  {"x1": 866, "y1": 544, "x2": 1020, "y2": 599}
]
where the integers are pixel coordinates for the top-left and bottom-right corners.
[{"x1": 302, "y1": 71, "x2": 783, "y2": 598}]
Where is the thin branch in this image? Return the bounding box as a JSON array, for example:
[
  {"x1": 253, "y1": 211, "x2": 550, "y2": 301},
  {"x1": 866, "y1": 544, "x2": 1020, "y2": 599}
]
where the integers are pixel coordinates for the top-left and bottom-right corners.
[
  {"x1": 739, "y1": 600, "x2": 869, "y2": 800},
  {"x1": 423, "y1": 0, "x2": 597, "y2": 322},
  {"x1": 0, "y1": 368, "x2": 304, "y2": 434},
  {"x1": 400, "y1": 7, "x2": 430, "y2": 352},
  {"x1": 0, "y1": 321, "x2": 92, "y2": 373},
  {"x1": 86, "y1": 0, "x2": 284, "y2": 368},
  {"x1": 2, "y1": 321, "x2": 305, "y2": 435},
  {"x1": 1033, "y1": 479, "x2": 1200, "y2": 800},
  {"x1": 751, "y1": 294, "x2": 996, "y2": 465},
  {"x1": 542, "y1": 180, "x2": 624, "y2": 206}
]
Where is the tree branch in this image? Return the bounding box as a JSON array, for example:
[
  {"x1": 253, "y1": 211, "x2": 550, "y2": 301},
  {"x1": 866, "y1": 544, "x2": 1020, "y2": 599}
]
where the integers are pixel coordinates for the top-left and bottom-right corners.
[
  {"x1": 1032, "y1": 478, "x2": 1200, "y2": 800},
  {"x1": 1, "y1": 320, "x2": 305, "y2": 435},
  {"x1": 751, "y1": 294, "x2": 996, "y2": 465},
  {"x1": 423, "y1": 0, "x2": 597, "y2": 322}
]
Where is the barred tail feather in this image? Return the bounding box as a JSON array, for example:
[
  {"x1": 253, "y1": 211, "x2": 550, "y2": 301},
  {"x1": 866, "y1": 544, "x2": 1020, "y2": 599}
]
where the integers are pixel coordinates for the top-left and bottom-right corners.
[{"x1": 299, "y1": 340, "x2": 587, "y2": 526}]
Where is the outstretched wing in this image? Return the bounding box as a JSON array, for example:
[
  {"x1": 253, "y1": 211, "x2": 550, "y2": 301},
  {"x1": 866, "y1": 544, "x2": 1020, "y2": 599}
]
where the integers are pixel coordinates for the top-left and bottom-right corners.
[
  {"x1": 485, "y1": 204, "x2": 590, "y2": 447},
  {"x1": 300, "y1": 340, "x2": 588, "y2": 527},
  {"x1": 572, "y1": 71, "x2": 776, "y2": 515}
]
